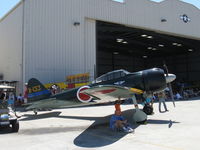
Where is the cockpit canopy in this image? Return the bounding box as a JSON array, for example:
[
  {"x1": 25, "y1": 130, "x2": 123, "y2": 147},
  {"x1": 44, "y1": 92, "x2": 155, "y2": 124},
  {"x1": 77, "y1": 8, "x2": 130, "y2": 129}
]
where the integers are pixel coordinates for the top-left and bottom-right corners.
[{"x1": 93, "y1": 69, "x2": 130, "y2": 83}]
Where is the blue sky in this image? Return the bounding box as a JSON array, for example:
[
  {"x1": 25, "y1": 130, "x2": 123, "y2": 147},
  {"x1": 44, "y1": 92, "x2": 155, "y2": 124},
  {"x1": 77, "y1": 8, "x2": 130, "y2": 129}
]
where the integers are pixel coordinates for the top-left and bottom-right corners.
[
  {"x1": 0, "y1": 0, "x2": 200, "y2": 19},
  {"x1": 150, "y1": 0, "x2": 200, "y2": 8},
  {"x1": 0, "y1": 0, "x2": 21, "y2": 18}
]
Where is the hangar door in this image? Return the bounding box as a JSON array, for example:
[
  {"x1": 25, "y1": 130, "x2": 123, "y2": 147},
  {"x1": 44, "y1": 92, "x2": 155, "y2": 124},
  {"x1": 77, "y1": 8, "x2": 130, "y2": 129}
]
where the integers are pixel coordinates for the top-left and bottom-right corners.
[{"x1": 96, "y1": 21, "x2": 200, "y2": 88}]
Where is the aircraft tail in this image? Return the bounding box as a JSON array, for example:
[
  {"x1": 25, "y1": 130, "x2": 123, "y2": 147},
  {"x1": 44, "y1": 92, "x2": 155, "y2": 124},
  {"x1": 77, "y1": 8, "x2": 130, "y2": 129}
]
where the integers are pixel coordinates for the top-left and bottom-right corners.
[{"x1": 27, "y1": 78, "x2": 51, "y2": 101}]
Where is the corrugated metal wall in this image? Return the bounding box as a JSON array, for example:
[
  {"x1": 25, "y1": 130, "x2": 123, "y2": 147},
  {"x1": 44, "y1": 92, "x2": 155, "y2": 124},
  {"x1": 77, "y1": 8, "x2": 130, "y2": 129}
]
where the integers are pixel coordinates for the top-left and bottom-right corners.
[
  {"x1": 24, "y1": 0, "x2": 96, "y2": 83},
  {"x1": 0, "y1": 4, "x2": 23, "y2": 93}
]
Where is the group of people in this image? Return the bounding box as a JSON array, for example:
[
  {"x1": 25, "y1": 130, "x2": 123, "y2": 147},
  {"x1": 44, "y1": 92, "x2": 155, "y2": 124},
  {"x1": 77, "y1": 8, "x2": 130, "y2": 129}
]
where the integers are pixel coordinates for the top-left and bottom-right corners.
[
  {"x1": 141, "y1": 91, "x2": 169, "y2": 113},
  {"x1": 0, "y1": 91, "x2": 25, "y2": 108}
]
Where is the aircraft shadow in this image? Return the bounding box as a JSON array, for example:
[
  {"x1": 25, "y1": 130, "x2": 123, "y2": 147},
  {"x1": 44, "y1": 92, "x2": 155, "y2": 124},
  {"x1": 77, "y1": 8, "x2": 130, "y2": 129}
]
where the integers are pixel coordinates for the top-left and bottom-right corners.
[
  {"x1": 71, "y1": 109, "x2": 136, "y2": 148},
  {"x1": 147, "y1": 119, "x2": 180, "y2": 128},
  {"x1": 58, "y1": 109, "x2": 179, "y2": 148},
  {"x1": 19, "y1": 111, "x2": 62, "y2": 121},
  {"x1": 18, "y1": 109, "x2": 180, "y2": 147},
  {"x1": 73, "y1": 122, "x2": 130, "y2": 148}
]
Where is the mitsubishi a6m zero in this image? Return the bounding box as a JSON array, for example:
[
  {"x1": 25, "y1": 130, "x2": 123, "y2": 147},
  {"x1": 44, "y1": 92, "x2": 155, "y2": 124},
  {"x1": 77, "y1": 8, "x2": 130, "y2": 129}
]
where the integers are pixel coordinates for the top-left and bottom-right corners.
[{"x1": 26, "y1": 68, "x2": 176, "y2": 123}]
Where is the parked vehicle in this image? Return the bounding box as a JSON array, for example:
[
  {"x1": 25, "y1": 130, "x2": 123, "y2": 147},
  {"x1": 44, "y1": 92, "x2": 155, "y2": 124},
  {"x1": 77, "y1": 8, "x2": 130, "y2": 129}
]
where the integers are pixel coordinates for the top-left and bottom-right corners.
[{"x1": 0, "y1": 103, "x2": 19, "y2": 132}]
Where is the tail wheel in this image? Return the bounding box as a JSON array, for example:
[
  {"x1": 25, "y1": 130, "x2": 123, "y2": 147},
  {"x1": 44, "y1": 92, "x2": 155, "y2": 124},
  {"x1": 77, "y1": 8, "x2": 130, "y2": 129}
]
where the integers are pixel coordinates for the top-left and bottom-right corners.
[
  {"x1": 77, "y1": 86, "x2": 92, "y2": 103},
  {"x1": 143, "y1": 104, "x2": 153, "y2": 115}
]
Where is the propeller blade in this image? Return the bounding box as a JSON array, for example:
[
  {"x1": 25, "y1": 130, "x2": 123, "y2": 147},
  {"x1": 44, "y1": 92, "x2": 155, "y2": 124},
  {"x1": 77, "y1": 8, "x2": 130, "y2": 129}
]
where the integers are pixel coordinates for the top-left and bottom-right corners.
[
  {"x1": 168, "y1": 83, "x2": 176, "y2": 107},
  {"x1": 163, "y1": 63, "x2": 176, "y2": 108}
]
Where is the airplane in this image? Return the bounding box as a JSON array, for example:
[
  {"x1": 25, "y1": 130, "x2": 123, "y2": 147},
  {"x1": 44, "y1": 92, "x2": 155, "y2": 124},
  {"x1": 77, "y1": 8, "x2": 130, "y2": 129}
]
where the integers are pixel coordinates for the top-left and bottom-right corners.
[{"x1": 26, "y1": 68, "x2": 176, "y2": 123}]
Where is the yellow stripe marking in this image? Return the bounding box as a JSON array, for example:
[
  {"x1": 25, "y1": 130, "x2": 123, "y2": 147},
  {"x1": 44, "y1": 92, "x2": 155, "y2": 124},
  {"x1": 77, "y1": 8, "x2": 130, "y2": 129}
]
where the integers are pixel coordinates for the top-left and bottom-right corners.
[{"x1": 130, "y1": 88, "x2": 144, "y2": 94}]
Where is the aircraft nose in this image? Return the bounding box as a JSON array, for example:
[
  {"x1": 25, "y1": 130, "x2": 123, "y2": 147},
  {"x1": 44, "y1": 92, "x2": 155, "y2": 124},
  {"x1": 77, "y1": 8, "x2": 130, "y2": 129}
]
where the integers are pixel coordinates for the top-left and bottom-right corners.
[{"x1": 165, "y1": 74, "x2": 176, "y2": 83}]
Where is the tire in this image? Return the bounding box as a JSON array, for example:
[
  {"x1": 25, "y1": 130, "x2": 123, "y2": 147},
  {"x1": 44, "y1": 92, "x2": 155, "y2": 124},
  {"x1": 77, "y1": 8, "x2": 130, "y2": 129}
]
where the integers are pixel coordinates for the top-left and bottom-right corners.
[
  {"x1": 11, "y1": 120, "x2": 19, "y2": 132},
  {"x1": 143, "y1": 104, "x2": 153, "y2": 115}
]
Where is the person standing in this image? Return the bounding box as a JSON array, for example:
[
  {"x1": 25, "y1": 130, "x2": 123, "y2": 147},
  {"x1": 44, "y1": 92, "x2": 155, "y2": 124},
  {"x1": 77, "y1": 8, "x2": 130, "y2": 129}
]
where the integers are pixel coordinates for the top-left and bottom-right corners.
[
  {"x1": 158, "y1": 91, "x2": 168, "y2": 112},
  {"x1": 8, "y1": 92, "x2": 15, "y2": 108},
  {"x1": 17, "y1": 93, "x2": 24, "y2": 106},
  {"x1": 143, "y1": 92, "x2": 154, "y2": 107},
  {"x1": 23, "y1": 83, "x2": 28, "y2": 104},
  {"x1": 114, "y1": 97, "x2": 122, "y2": 112},
  {"x1": 0, "y1": 91, "x2": 6, "y2": 101}
]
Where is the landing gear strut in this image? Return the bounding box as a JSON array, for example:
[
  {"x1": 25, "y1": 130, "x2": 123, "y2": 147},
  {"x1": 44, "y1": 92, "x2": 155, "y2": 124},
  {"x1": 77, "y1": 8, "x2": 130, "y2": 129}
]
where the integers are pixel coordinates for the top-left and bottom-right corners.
[
  {"x1": 132, "y1": 95, "x2": 147, "y2": 124},
  {"x1": 33, "y1": 110, "x2": 38, "y2": 115}
]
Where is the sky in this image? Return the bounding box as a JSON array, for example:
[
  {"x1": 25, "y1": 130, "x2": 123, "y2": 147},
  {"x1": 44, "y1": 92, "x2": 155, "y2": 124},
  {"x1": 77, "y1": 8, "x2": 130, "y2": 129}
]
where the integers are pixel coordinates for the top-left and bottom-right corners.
[
  {"x1": 0, "y1": 0, "x2": 21, "y2": 19},
  {"x1": 0, "y1": 0, "x2": 200, "y2": 19}
]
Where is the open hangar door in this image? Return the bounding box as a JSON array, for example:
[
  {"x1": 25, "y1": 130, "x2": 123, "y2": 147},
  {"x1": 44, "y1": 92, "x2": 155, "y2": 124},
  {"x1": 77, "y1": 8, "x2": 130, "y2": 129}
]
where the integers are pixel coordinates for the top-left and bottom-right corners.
[{"x1": 96, "y1": 21, "x2": 200, "y2": 88}]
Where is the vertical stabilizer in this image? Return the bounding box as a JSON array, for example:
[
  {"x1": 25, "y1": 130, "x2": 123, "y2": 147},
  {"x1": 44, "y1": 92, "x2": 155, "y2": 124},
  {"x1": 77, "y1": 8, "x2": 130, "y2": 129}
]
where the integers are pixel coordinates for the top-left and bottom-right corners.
[{"x1": 27, "y1": 78, "x2": 51, "y2": 101}]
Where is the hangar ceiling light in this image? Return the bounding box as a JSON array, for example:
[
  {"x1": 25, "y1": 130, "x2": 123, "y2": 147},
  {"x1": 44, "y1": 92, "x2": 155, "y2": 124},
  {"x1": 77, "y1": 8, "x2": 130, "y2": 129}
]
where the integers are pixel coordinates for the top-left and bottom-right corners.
[
  {"x1": 152, "y1": 48, "x2": 157, "y2": 51},
  {"x1": 188, "y1": 49, "x2": 193, "y2": 52},
  {"x1": 116, "y1": 38, "x2": 128, "y2": 44},
  {"x1": 147, "y1": 47, "x2": 157, "y2": 50},
  {"x1": 116, "y1": 38, "x2": 123, "y2": 42},
  {"x1": 147, "y1": 36, "x2": 153, "y2": 39},
  {"x1": 141, "y1": 34, "x2": 153, "y2": 39},
  {"x1": 113, "y1": 52, "x2": 119, "y2": 54},
  {"x1": 141, "y1": 34, "x2": 147, "y2": 37},
  {"x1": 143, "y1": 55, "x2": 148, "y2": 58},
  {"x1": 122, "y1": 41, "x2": 128, "y2": 44},
  {"x1": 177, "y1": 44, "x2": 182, "y2": 47},
  {"x1": 172, "y1": 43, "x2": 182, "y2": 47},
  {"x1": 158, "y1": 44, "x2": 164, "y2": 47}
]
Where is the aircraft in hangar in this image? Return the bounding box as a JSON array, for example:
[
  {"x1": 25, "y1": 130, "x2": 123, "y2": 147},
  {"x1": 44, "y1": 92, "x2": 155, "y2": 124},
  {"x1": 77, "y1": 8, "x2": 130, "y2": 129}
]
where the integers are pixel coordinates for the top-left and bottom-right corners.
[{"x1": 25, "y1": 68, "x2": 176, "y2": 122}]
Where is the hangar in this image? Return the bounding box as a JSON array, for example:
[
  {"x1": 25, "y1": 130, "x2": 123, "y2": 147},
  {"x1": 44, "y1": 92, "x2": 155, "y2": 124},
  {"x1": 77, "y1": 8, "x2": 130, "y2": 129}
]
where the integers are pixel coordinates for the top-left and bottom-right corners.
[{"x1": 0, "y1": 0, "x2": 200, "y2": 93}]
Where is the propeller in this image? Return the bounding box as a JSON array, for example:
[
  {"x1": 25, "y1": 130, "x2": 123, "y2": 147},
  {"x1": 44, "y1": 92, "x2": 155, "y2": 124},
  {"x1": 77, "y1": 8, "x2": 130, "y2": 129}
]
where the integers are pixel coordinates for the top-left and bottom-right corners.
[{"x1": 163, "y1": 63, "x2": 176, "y2": 107}]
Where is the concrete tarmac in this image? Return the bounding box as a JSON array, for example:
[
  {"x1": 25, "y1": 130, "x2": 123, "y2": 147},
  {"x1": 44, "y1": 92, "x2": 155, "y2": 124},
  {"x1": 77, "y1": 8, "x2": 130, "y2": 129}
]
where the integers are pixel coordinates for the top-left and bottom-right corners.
[{"x1": 0, "y1": 99, "x2": 200, "y2": 150}]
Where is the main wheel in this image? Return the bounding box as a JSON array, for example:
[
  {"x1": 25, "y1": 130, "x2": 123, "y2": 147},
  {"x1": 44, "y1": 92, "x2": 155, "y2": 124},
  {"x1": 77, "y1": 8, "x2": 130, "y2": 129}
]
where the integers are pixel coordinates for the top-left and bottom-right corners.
[
  {"x1": 143, "y1": 104, "x2": 153, "y2": 115},
  {"x1": 11, "y1": 120, "x2": 19, "y2": 132}
]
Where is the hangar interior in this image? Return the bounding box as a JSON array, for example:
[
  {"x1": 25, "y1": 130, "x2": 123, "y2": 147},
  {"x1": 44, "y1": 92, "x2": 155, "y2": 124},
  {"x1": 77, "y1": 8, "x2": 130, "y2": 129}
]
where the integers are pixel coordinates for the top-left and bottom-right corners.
[{"x1": 96, "y1": 21, "x2": 200, "y2": 87}]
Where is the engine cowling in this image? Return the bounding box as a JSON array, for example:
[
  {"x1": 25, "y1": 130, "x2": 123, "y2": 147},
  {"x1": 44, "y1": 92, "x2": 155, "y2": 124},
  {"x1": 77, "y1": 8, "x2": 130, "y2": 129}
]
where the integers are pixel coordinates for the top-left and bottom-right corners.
[
  {"x1": 76, "y1": 86, "x2": 92, "y2": 103},
  {"x1": 142, "y1": 68, "x2": 167, "y2": 92}
]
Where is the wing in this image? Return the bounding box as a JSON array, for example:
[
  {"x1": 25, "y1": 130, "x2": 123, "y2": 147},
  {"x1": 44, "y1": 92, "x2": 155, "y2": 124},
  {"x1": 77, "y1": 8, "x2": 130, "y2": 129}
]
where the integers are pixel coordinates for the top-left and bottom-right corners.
[
  {"x1": 81, "y1": 85, "x2": 144, "y2": 102},
  {"x1": 25, "y1": 98, "x2": 98, "y2": 110}
]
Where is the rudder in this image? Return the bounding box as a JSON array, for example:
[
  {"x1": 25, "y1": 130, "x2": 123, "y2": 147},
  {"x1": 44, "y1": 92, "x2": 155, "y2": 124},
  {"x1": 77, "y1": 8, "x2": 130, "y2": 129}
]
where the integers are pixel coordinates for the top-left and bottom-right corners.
[{"x1": 27, "y1": 78, "x2": 51, "y2": 101}]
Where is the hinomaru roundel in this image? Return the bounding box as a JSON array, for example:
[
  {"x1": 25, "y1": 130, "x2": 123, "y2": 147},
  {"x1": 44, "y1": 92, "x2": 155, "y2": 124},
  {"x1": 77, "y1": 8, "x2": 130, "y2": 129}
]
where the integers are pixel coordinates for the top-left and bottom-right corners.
[{"x1": 76, "y1": 86, "x2": 92, "y2": 103}]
